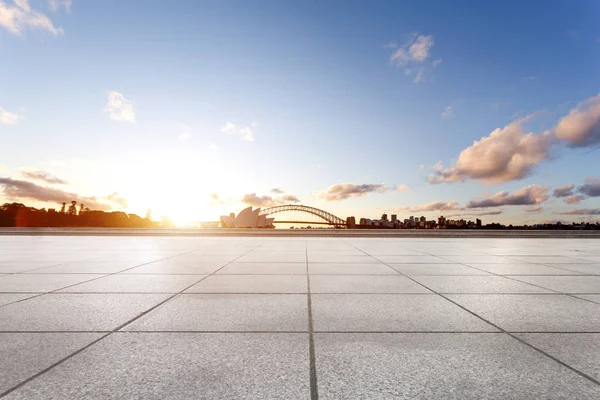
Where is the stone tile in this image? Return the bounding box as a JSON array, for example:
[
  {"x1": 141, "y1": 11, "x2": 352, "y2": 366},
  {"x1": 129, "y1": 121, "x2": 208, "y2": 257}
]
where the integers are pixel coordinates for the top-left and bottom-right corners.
[
  {"x1": 314, "y1": 333, "x2": 600, "y2": 399},
  {"x1": 236, "y1": 252, "x2": 307, "y2": 263},
  {"x1": 411, "y1": 276, "x2": 552, "y2": 293},
  {"x1": 217, "y1": 262, "x2": 306, "y2": 275},
  {"x1": 575, "y1": 295, "x2": 600, "y2": 304},
  {"x1": 307, "y1": 254, "x2": 380, "y2": 263},
  {"x1": 515, "y1": 333, "x2": 600, "y2": 381},
  {"x1": 447, "y1": 294, "x2": 600, "y2": 332},
  {"x1": 186, "y1": 275, "x2": 307, "y2": 293},
  {"x1": 28, "y1": 261, "x2": 140, "y2": 274},
  {"x1": 465, "y1": 263, "x2": 584, "y2": 275},
  {"x1": 0, "y1": 274, "x2": 105, "y2": 293},
  {"x1": 3, "y1": 333, "x2": 310, "y2": 400},
  {"x1": 0, "y1": 333, "x2": 102, "y2": 395},
  {"x1": 58, "y1": 275, "x2": 205, "y2": 293},
  {"x1": 123, "y1": 259, "x2": 229, "y2": 274},
  {"x1": 0, "y1": 293, "x2": 39, "y2": 307},
  {"x1": 510, "y1": 256, "x2": 591, "y2": 264},
  {"x1": 308, "y1": 263, "x2": 398, "y2": 275},
  {"x1": 0, "y1": 294, "x2": 170, "y2": 331},
  {"x1": 542, "y1": 264, "x2": 600, "y2": 275},
  {"x1": 389, "y1": 263, "x2": 489, "y2": 276},
  {"x1": 0, "y1": 262, "x2": 57, "y2": 274},
  {"x1": 510, "y1": 276, "x2": 600, "y2": 293},
  {"x1": 311, "y1": 294, "x2": 496, "y2": 332},
  {"x1": 437, "y1": 255, "x2": 518, "y2": 264},
  {"x1": 309, "y1": 275, "x2": 431, "y2": 294},
  {"x1": 124, "y1": 294, "x2": 307, "y2": 332},
  {"x1": 376, "y1": 255, "x2": 449, "y2": 264}
]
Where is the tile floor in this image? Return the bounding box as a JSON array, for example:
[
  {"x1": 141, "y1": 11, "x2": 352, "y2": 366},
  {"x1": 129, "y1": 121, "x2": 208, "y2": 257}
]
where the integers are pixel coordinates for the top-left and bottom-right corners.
[{"x1": 1, "y1": 235, "x2": 599, "y2": 399}]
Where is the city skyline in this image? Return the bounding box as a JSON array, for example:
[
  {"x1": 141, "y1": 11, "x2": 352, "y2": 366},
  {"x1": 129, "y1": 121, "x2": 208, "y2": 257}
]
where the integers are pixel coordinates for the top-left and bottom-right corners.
[{"x1": 1, "y1": 0, "x2": 600, "y2": 226}]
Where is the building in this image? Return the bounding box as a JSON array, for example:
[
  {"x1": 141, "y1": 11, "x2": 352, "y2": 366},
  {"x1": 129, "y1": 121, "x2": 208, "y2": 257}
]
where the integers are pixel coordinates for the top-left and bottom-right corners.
[{"x1": 220, "y1": 207, "x2": 274, "y2": 228}]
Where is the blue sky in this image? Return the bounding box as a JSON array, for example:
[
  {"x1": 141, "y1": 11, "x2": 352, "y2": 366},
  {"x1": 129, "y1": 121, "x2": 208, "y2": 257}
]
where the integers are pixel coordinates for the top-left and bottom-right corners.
[{"x1": 1, "y1": 0, "x2": 599, "y2": 224}]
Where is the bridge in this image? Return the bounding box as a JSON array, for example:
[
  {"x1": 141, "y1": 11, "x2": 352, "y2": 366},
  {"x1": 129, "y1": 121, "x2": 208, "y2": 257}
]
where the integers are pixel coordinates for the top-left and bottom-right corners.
[{"x1": 259, "y1": 205, "x2": 347, "y2": 227}]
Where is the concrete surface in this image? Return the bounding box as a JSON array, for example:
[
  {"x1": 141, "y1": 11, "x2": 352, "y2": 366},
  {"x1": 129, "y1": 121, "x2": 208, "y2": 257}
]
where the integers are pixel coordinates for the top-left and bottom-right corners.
[{"x1": 1, "y1": 235, "x2": 599, "y2": 398}]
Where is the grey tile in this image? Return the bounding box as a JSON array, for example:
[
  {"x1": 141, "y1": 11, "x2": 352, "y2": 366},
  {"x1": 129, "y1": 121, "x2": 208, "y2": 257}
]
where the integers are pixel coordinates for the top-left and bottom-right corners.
[
  {"x1": 315, "y1": 333, "x2": 600, "y2": 399},
  {"x1": 447, "y1": 294, "x2": 600, "y2": 332},
  {"x1": 123, "y1": 259, "x2": 228, "y2": 274},
  {"x1": 308, "y1": 263, "x2": 398, "y2": 275},
  {"x1": 0, "y1": 274, "x2": 105, "y2": 293},
  {"x1": 0, "y1": 262, "x2": 56, "y2": 274},
  {"x1": 0, "y1": 333, "x2": 102, "y2": 394},
  {"x1": 389, "y1": 263, "x2": 489, "y2": 276},
  {"x1": 58, "y1": 275, "x2": 205, "y2": 293},
  {"x1": 542, "y1": 264, "x2": 600, "y2": 275},
  {"x1": 0, "y1": 293, "x2": 39, "y2": 307},
  {"x1": 308, "y1": 254, "x2": 380, "y2": 263},
  {"x1": 311, "y1": 294, "x2": 496, "y2": 332},
  {"x1": 3, "y1": 333, "x2": 310, "y2": 400},
  {"x1": 309, "y1": 275, "x2": 431, "y2": 294},
  {"x1": 510, "y1": 276, "x2": 600, "y2": 294},
  {"x1": 515, "y1": 333, "x2": 600, "y2": 381},
  {"x1": 465, "y1": 263, "x2": 584, "y2": 275},
  {"x1": 410, "y1": 276, "x2": 552, "y2": 294},
  {"x1": 575, "y1": 295, "x2": 600, "y2": 304},
  {"x1": 28, "y1": 261, "x2": 140, "y2": 274},
  {"x1": 437, "y1": 255, "x2": 518, "y2": 264},
  {"x1": 124, "y1": 294, "x2": 307, "y2": 331},
  {"x1": 510, "y1": 256, "x2": 590, "y2": 264},
  {"x1": 376, "y1": 255, "x2": 449, "y2": 264},
  {"x1": 217, "y1": 262, "x2": 306, "y2": 275},
  {"x1": 236, "y1": 252, "x2": 307, "y2": 263},
  {"x1": 0, "y1": 294, "x2": 170, "y2": 331},
  {"x1": 186, "y1": 275, "x2": 307, "y2": 293}
]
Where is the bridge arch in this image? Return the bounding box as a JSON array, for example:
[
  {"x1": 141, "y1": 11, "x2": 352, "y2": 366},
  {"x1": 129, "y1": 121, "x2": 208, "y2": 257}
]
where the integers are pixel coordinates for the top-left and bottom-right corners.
[{"x1": 259, "y1": 205, "x2": 347, "y2": 227}]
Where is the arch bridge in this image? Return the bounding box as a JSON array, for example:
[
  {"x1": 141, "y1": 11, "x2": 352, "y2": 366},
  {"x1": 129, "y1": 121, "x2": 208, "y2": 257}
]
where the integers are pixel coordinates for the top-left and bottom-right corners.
[{"x1": 259, "y1": 205, "x2": 347, "y2": 227}]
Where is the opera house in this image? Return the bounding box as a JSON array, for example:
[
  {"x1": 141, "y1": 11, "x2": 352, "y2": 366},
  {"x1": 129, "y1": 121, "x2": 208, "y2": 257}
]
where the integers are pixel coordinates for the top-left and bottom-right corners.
[{"x1": 220, "y1": 207, "x2": 275, "y2": 228}]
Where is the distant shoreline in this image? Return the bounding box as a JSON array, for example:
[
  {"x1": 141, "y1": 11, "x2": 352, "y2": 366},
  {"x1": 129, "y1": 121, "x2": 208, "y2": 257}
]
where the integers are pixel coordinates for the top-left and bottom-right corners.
[{"x1": 1, "y1": 228, "x2": 599, "y2": 239}]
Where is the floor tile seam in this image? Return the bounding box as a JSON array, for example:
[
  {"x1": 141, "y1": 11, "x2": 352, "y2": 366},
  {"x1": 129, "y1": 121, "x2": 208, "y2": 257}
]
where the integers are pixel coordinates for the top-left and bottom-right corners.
[
  {"x1": 9, "y1": 247, "x2": 214, "y2": 302},
  {"x1": 0, "y1": 246, "x2": 260, "y2": 398},
  {"x1": 425, "y1": 257, "x2": 570, "y2": 295},
  {"x1": 305, "y1": 241, "x2": 319, "y2": 400},
  {"x1": 501, "y1": 275, "x2": 600, "y2": 298},
  {"x1": 436, "y1": 292, "x2": 600, "y2": 387},
  {"x1": 530, "y1": 262, "x2": 600, "y2": 274},
  {"x1": 4, "y1": 329, "x2": 600, "y2": 334},
  {"x1": 350, "y1": 243, "x2": 600, "y2": 386}
]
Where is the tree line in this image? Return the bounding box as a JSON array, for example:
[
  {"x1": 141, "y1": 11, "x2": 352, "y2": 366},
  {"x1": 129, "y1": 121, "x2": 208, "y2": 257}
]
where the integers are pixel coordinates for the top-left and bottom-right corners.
[{"x1": 0, "y1": 201, "x2": 174, "y2": 228}]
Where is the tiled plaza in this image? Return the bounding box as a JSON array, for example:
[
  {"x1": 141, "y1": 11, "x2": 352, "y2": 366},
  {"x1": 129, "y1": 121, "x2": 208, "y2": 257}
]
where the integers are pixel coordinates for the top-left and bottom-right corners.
[{"x1": 1, "y1": 235, "x2": 600, "y2": 399}]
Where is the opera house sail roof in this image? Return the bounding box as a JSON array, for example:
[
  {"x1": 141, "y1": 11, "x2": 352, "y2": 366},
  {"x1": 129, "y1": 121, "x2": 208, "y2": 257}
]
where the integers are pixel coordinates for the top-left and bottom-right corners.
[{"x1": 220, "y1": 207, "x2": 275, "y2": 228}]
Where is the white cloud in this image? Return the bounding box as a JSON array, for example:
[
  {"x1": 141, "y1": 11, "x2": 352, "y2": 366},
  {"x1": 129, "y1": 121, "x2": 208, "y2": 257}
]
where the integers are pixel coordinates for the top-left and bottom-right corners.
[
  {"x1": 402, "y1": 200, "x2": 461, "y2": 213},
  {"x1": 221, "y1": 121, "x2": 256, "y2": 142},
  {"x1": 441, "y1": 105, "x2": 454, "y2": 119},
  {"x1": 429, "y1": 116, "x2": 551, "y2": 184},
  {"x1": 390, "y1": 34, "x2": 434, "y2": 66},
  {"x1": 0, "y1": 106, "x2": 23, "y2": 125},
  {"x1": 104, "y1": 92, "x2": 136, "y2": 123},
  {"x1": 48, "y1": 0, "x2": 71, "y2": 13},
  {"x1": 318, "y1": 183, "x2": 388, "y2": 202},
  {"x1": 395, "y1": 185, "x2": 411, "y2": 192},
  {"x1": 178, "y1": 124, "x2": 192, "y2": 141},
  {"x1": 554, "y1": 93, "x2": 600, "y2": 147},
  {"x1": 0, "y1": 0, "x2": 63, "y2": 36},
  {"x1": 390, "y1": 33, "x2": 439, "y2": 84},
  {"x1": 466, "y1": 185, "x2": 550, "y2": 208}
]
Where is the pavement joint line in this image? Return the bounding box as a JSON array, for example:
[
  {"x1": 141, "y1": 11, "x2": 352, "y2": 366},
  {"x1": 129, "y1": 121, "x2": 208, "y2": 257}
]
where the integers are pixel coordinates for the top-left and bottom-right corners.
[
  {"x1": 306, "y1": 241, "x2": 319, "y2": 400},
  {"x1": 0, "y1": 246, "x2": 262, "y2": 398},
  {"x1": 3, "y1": 330, "x2": 600, "y2": 334},
  {"x1": 429, "y1": 255, "x2": 600, "y2": 304},
  {"x1": 0, "y1": 247, "x2": 215, "y2": 309},
  {"x1": 350, "y1": 245, "x2": 600, "y2": 388}
]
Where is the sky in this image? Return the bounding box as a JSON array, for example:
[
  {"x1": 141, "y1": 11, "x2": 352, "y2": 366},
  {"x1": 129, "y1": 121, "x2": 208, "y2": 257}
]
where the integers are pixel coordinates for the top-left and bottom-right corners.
[{"x1": 1, "y1": 0, "x2": 600, "y2": 226}]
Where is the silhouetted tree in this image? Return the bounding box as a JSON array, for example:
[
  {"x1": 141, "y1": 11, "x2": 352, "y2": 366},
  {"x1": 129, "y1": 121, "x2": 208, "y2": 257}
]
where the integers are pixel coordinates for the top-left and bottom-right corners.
[
  {"x1": 67, "y1": 201, "x2": 77, "y2": 216},
  {"x1": 60, "y1": 202, "x2": 66, "y2": 214}
]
